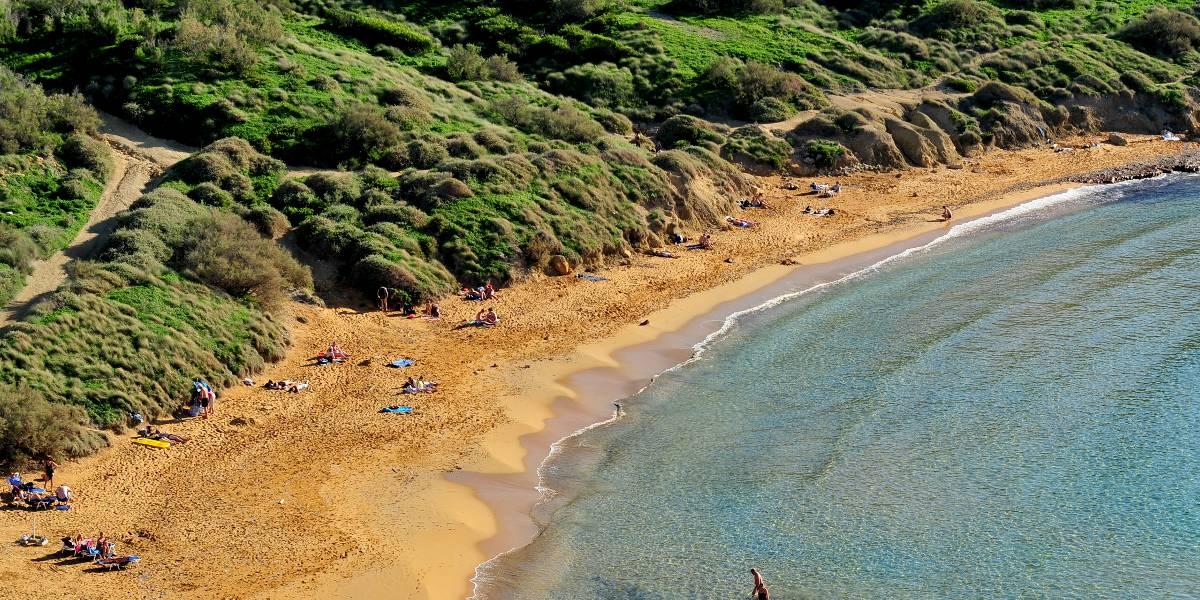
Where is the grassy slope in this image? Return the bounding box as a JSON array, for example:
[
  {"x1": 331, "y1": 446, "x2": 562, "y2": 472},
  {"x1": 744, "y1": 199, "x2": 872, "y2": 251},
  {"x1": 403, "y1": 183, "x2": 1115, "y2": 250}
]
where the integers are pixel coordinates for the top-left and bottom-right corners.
[{"x1": 1, "y1": 0, "x2": 1198, "y2": 463}]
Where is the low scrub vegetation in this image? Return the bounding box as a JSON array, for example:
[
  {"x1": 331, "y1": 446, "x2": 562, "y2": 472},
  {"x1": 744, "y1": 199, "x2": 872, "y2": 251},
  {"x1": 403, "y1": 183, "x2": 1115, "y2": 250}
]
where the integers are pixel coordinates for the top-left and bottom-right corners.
[{"x1": 0, "y1": 65, "x2": 109, "y2": 307}]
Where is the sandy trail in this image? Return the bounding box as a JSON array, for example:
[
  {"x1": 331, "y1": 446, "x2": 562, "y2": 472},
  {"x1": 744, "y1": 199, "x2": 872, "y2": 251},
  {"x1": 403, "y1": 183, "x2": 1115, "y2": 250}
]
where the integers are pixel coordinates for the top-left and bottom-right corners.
[
  {"x1": 0, "y1": 116, "x2": 182, "y2": 324},
  {"x1": 0, "y1": 115, "x2": 339, "y2": 325},
  {"x1": 0, "y1": 136, "x2": 1187, "y2": 598}
]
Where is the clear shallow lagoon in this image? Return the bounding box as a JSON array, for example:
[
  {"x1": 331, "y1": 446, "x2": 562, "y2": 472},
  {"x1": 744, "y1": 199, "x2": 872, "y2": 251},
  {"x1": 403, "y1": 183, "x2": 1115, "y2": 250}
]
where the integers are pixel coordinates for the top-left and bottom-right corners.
[{"x1": 477, "y1": 176, "x2": 1200, "y2": 599}]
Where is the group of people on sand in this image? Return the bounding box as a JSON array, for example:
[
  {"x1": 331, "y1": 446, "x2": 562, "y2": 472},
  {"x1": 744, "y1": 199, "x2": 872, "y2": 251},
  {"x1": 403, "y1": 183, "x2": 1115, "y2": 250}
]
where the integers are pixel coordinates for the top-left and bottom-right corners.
[
  {"x1": 810, "y1": 181, "x2": 842, "y2": 198},
  {"x1": 189, "y1": 379, "x2": 216, "y2": 419},
  {"x1": 318, "y1": 342, "x2": 351, "y2": 363},
  {"x1": 7, "y1": 468, "x2": 72, "y2": 509},
  {"x1": 739, "y1": 193, "x2": 770, "y2": 209},
  {"x1": 466, "y1": 307, "x2": 499, "y2": 327},
  {"x1": 403, "y1": 375, "x2": 438, "y2": 394},
  {"x1": 62, "y1": 532, "x2": 140, "y2": 568},
  {"x1": 65, "y1": 532, "x2": 115, "y2": 558},
  {"x1": 263, "y1": 379, "x2": 310, "y2": 393},
  {"x1": 462, "y1": 282, "x2": 498, "y2": 301}
]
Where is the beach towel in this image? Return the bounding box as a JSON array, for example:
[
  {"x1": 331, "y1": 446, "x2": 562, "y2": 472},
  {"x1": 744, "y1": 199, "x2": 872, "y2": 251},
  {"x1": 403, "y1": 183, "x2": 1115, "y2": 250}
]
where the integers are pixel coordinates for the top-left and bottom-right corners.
[
  {"x1": 380, "y1": 406, "x2": 414, "y2": 414},
  {"x1": 576, "y1": 273, "x2": 608, "y2": 282},
  {"x1": 388, "y1": 359, "x2": 415, "y2": 368}
]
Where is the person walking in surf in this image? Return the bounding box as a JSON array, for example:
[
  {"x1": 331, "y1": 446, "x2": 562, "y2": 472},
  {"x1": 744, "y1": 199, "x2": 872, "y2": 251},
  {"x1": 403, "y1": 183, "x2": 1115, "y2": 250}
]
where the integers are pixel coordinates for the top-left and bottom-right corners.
[{"x1": 750, "y1": 568, "x2": 770, "y2": 600}]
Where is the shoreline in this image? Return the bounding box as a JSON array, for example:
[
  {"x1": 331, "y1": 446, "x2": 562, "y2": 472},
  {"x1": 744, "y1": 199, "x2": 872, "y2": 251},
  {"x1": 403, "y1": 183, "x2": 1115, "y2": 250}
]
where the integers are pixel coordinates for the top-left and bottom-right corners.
[
  {"x1": 3, "y1": 139, "x2": 1195, "y2": 600},
  {"x1": 391, "y1": 181, "x2": 1085, "y2": 599}
]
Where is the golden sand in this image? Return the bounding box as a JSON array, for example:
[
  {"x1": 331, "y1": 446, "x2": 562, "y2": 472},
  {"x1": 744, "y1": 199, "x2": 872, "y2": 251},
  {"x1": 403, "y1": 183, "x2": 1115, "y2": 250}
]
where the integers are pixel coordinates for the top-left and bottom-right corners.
[{"x1": 0, "y1": 137, "x2": 1184, "y2": 598}]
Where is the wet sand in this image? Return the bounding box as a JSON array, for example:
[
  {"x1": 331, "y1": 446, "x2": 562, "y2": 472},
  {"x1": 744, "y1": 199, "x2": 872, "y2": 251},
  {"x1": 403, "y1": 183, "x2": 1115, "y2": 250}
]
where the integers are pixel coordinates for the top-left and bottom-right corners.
[{"x1": 0, "y1": 138, "x2": 1190, "y2": 599}]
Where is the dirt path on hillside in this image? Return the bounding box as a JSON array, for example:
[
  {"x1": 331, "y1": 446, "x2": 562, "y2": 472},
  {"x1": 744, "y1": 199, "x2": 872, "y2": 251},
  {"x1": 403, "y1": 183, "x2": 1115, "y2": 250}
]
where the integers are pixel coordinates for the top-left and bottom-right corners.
[
  {"x1": 0, "y1": 113, "x2": 337, "y2": 325},
  {"x1": 0, "y1": 115, "x2": 194, "y2": 324}
]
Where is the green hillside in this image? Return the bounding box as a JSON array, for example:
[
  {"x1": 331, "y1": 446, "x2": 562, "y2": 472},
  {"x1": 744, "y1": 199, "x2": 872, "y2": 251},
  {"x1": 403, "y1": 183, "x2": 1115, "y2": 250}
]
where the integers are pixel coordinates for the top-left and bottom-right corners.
[{"x1": 1, "y1": 0, "x2": 1197, "y2": 464}]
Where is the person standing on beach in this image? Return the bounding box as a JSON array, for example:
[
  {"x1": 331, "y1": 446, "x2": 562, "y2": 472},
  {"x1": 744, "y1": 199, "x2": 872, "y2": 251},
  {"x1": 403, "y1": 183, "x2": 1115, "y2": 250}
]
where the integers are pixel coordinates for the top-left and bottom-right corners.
[
  {"x1": 750, "y1": 568, "x2": 770, "y2": 600},
  {"x1": 377, "y1": 286, "x2": 389, "y2": 313},
  {"x1": 42, "y1": 457, "x2": 58, "y2": 489},
  {"x1": 941, "y1": 205, "x2": 953, "y2": 222}
]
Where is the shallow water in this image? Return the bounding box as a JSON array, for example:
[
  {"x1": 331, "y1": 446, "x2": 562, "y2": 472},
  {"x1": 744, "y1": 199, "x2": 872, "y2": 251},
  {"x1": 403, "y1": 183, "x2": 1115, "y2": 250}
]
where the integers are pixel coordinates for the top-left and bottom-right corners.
[{"x1": 478, "y1": 176, "x2": 1200, "y2": 599}]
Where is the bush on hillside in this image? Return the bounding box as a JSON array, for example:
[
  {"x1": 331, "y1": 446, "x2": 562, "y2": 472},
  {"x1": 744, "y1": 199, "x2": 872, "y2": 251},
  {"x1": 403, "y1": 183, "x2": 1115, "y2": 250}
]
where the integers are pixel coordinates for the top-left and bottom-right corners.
[
  {"x1": 58, "y1": 134, "x2": 114, "y2": 179},
  {"x1": 243, "y1": 204, "x2": 291, "y2": 238},
  {"x1": 657, "y1": 115, "x2": 727, "y2": 148},
  {"x1": 323, "y1": 7, "x2": 435, "y2": 53},
  {"x1": 1118, "y1": 9, "x2": 1200, "y2": 59},
  {"x1": 917, "y1": 0, "x2": 1002, "y2": 31},
  {"x1": 490, "y1": 96, "x2": 606, "y2": 143},
  {"x1": 0, "y1": 66, "x2": 98, "y2": 154},
  {"x1": 181, "y1": 213, "x2": 311, "y2": 311},
  {"x1": 804, "y1": 139, "x2": 847, "y2": 169},
  {"x1": 0, "y1": 223, "x2": 38, "y2": 276},
  {"x1": 324, "y1": 104, "x2": 404, "y2": 166},
  {"x1": 446, "y1": 45, "x2": 521, "y2": 82},
  {"x1": 0, "y1": 384, "x2": 108, "y2": 468}
]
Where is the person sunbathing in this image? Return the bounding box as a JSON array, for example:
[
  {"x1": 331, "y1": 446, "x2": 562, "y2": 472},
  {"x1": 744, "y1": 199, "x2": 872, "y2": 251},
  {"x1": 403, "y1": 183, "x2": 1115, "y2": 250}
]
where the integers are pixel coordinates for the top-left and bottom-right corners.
[
  {"x1": 425, "y1": 302, "x2": 441, "y2": 319},
  {"x1": 55, "y1": 484, "x2": 71, "y2": 503},
  {"x1": 463, "y1": 287, "x2": 484, "y2": 301},
  {"x1": 287, "y1": 381, "x2": 310, "y2": 393},
  {"x1": 687, "y1": 233, "x2": 713, "y2": 250},
  {"x1": 483, "y1": 307, "x2": 499, "y2": 326},
  {"x1": 648, "y1": 249, "x2": 677, "y2": 258},
  {"x1": 726, "y1": 216, "x2": 756, "y2": 228},
  {"x1": 484, "y1": 282, "x2": 497, "y2": 299}
]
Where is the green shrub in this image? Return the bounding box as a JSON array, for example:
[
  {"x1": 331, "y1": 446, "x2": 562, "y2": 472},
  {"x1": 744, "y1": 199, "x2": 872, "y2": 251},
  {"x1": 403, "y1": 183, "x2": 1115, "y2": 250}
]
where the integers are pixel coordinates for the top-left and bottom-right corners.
[
  {"x1": 323, "y1": 7, "x2": 435, "y2": 53},
  {"x1": 0, "y1": 384, "x2": 108, "y2": 468},
  {"x1": 945, "y1": 77, "x2": 978, "y2": 93},
  {"x1": 748, "y1": 97, "x2": 795, "y2": 122},
  {"x1": 407, "y1": 138, "x2": 450, "y2": 169},
  {"x1": 447, "y1": 44, "x2": 489, "y2": 81},
  {"x1": 490, "y1": 96, "x2": 606, "y2": 143},
  {"x1": 595, "y1": 110, "x2": 633, "y2": 135},
  {"x1": 243, "y1": 204, "x2": 291, "y2": 238},
  {"x1": 0, "y1": 223, "x2": 38, "y2": 275},
  {"x1": 804, "y1": 139, "x2": 847, "y2": 169},
  {"x1": 189, "y1": 182, "x2": 235, "y2": 207},
  {"x1": 180, "y1": 213, "x2": 312, "y2": 311},
  {"x1": 271, "y1": 179, "x2": 322, "y2": 220},
  {"x1": 723, "y1": 126, "x2": 791, "y2": 170},
  {"x1": 657, "y1": 115, "x2": 726, "y2": 148},
  {"x1": 917, "y1": 0, "x2": 1002, "y2": 31},
  {"x1": 364, "y1": 202, "x2": 429, "y2": 228},
  {"x1": 305, "y1": 173, "x2": 363, "y2": 207},
  {"x1": 324, "y1": 104, "x2": 404, "y2": 166},
  {"x1": 1118, "y1": 8, "x2": 1200, "y2": 59},
  {"x1": 58, "y1": 134, "x2": 113, "y2": 179}
]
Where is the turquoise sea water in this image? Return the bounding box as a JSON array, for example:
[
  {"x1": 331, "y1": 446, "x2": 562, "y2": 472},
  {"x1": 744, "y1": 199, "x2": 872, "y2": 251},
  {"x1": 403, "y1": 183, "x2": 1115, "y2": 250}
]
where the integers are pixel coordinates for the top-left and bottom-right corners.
[{"x1": 477, "y1": 176, "x2": 1200, "y2": 599}]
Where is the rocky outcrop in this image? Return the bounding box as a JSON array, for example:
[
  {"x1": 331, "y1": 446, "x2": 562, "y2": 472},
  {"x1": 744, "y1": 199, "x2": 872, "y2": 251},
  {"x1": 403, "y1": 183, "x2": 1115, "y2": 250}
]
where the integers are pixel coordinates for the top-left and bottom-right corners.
[
  {"x1": 884, "y1": 117, "x2": 940, "y2": 167},
  {"x1": 548, "y1": 254, "x2": 571, "y2": 276},
  {"x1": 908, "y1": 112, "x2": 962, "y2": 165}
]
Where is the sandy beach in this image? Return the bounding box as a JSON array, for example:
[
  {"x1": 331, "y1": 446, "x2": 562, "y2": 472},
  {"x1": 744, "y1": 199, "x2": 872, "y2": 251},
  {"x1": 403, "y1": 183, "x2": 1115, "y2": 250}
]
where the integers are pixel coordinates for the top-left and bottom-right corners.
[{"x1": 0, "y1": 137, "x2": 1190, "y2": 598}]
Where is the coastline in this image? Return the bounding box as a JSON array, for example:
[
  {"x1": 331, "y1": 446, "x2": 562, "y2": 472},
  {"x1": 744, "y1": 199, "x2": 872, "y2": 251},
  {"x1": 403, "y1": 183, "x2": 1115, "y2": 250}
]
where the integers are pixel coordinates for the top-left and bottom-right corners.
[
  {"x1": 370, "y1": 181, "x2": 1083, "y2": 599},
  {"x1": 1, "y1": 139, "x2": 1195, "y2": 600}
]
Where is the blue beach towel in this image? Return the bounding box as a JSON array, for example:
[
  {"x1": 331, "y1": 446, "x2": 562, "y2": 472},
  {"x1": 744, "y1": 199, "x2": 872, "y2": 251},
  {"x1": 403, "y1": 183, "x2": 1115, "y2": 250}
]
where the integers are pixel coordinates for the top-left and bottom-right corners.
[
  {"x1": 380, "y1": 406, "x2": 414, "y2": 414},
  {"x1": 388, "y1": 358, "x2": 415, "y2": 368},
  {"x1": 576, "y1": 273, "x2": 608, "y2": 282}
]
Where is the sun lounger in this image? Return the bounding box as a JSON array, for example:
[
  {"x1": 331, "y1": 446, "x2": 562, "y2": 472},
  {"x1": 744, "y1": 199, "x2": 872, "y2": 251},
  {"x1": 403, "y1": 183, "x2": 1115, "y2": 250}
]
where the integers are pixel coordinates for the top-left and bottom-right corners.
[{"x1": 95, "y1": 555, "x2": 140, "y2": 570}]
